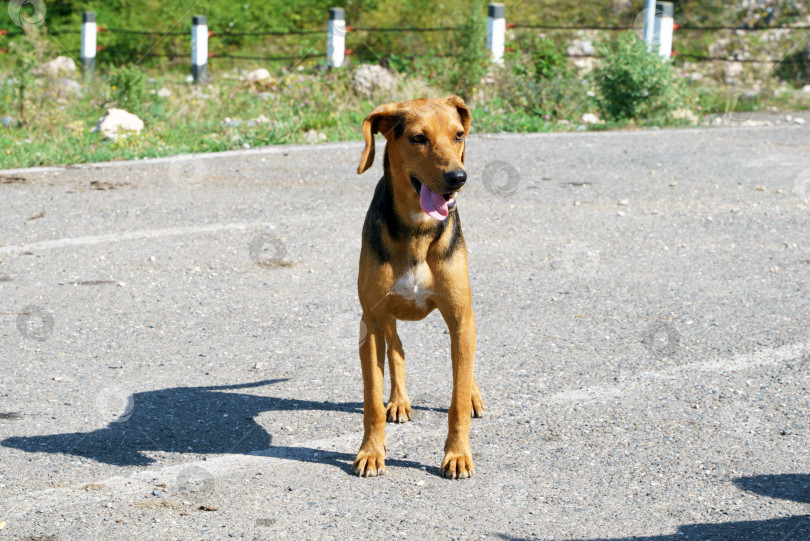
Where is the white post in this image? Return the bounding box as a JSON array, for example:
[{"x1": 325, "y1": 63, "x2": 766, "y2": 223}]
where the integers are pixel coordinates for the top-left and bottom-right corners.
[
  {"x1": 657, "y1": 2, "x2": 674, "y2": 59},
  {"x1": 486, "y1": 3, "x2": 505, "y2": 65},
  {"x1": 327, "y1": 8, "x2": 345, "y2": 68},
  {"x1": 643, "y1": 0, "x2": 657, "y2": 50},
  {"x1": 80, "y1": 11, "x2": 97, "y2": 77},
  {"x1": 191, "y1": 15, "x2": 208, "y2": 83}
]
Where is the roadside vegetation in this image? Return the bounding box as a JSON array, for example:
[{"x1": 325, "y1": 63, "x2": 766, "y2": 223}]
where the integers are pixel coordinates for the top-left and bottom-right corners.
[{"x1": 0, "y1": 0, "x2": 808, "y2": 169}]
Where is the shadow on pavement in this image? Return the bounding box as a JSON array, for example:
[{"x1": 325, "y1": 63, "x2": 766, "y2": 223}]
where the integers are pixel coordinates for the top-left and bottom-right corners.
[
  {"x1": 1, "y1": 379, "x2": 427, "y2": 474},
  {"x1": 497, "y1": 473, "x2": 810, "y2": 541}
]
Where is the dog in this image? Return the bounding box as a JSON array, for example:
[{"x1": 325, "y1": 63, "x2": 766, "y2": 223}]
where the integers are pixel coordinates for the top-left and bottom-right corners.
[{"x1": 353, "y1": 95, "x2": 484, "y2": 479}]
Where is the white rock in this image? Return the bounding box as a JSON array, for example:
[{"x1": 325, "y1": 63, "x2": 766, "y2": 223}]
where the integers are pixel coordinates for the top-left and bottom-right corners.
[
  {"x1": 352, "y1": 64, "x2": 396, "y2": 96},
  {"x1": 37, "y1": 56, "x2": 77, "y2": 78},
  {"x1": 567, "y1": 39, "x2": 595, "y2": 57},
  {"x1": 304, "y1": 129, "x2": 326, "y2": 144},
  {"x1": 802, "y1": 85, "x2": 810, "y2": 94},
  {"x1": 157, "y1": 87, "x2": 172, "y2": 98},
  {"x1": 673, "y1": 108, "x2": 699, "y2": 125},
  {"x1": 723, "y1": 62, "x2": 744, "y2": 85},
  {"x1": 244, "y1": 68, "x2": 271, "y2": 83},
  {"x1": 581, "y1": 113, "x2": 603, "y2": 125},
  {"x1": 795, "y1": 118, "x2": 806, "y2": 125},
  {"x1": 91, "y1": 108, "x2": 144, "y2": 140}
]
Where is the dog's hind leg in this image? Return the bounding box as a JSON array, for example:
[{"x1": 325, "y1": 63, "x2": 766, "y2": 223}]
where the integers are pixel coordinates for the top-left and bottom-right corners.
[{"x1": 384, "y1": 319, "x2": 413, "y2": 423}]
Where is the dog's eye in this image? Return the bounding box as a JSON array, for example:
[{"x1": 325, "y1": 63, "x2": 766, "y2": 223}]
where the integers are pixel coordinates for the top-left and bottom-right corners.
[
  {"x1": 455, "y1": 131, "x2": 465, "y2": 142},
  {"x1": 409, "y1": 134, "x2": 427, "y2": 145}
]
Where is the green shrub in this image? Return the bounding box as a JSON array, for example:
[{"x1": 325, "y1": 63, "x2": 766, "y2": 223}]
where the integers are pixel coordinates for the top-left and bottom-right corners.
[
  {"x1": 528, "y1": 36, "x2": 570, "y2": 80},
  {"x1": 109, "y1": 65, "x2": 147, "y2": 113},
  {"x1": 497, "y1": 36, "x2": 593, "y2": 121},
  {"x1": 593, "y1": 31, "x2": 685, "y2": 121}
]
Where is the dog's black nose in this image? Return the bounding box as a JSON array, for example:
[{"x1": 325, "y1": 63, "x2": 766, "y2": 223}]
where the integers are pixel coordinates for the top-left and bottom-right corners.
[{"x1": 444, "y1": 169, "x2": 467, "y2": 190}]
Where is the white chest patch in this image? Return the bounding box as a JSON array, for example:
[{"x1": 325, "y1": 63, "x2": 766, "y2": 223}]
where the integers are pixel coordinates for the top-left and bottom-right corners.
[{"x1": 391, "y1": 264, "x2": 433, "y2": 308}]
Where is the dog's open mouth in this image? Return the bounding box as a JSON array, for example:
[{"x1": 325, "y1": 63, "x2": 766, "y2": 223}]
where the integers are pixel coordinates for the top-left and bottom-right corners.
[{"x1": 411, "y1": 176, "x2": 456, "y2": 221}]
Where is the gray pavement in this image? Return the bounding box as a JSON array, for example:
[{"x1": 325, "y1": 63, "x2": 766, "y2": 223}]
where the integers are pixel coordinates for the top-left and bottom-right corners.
[{"x1": 1, "y1": 118, "x2": 809, "y2": 540}]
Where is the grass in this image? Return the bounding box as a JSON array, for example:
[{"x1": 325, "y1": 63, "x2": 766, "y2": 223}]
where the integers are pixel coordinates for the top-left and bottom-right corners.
[{"x1": 1, "y1": 17, "x2": 809, "y2": 170}]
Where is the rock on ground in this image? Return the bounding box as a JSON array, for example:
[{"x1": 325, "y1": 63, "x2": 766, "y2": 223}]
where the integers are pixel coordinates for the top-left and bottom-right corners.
[
  {"x1": 303, "y1": 129, "x2": 327, "y2": 144},
  {"x1": 91, "y1": 108, "x2": 144, "y2": 140},
  {"x1": 673, "y1": 108, "x2": 700, "y2": 125},
  {"x1": 244, "y1": 69, "x2": 271, "y2": 83},
  {"x1": 352, "y1": 64, "x2": 396, "y2": 97},
  {"x1": 37, "y1": 56, "x2": 77, "y2": 78},
  {"x1": 723, "y1": 62, "x2": 744, "y2": 85},
  {"x1": 581, "y1": 113, "x2": 603, "y2": 125}
]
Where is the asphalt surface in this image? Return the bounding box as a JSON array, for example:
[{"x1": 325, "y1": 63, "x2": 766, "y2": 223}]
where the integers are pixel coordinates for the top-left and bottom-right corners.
[{"x1": 1, "y1": 117, "x2": 809, "y2": 540}]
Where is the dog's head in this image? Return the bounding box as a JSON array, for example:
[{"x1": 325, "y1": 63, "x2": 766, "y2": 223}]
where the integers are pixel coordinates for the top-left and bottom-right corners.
[{"x1": 357, "y1": 96, "x2": 471, "y2": 221}]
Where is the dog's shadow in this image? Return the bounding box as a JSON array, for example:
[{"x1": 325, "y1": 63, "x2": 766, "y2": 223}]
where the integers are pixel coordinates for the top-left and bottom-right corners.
[{"x1": 1, "y1": 379, "x2": 428, "y2": 474}]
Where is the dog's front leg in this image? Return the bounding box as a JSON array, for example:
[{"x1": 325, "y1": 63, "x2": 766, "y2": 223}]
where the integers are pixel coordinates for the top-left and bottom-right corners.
[
  {"x1": 353, "y1": 314, "x2": 388, "y2": 477},
  {"x1": 440, "y1": 305, "x2": 476, "y2": 479}
]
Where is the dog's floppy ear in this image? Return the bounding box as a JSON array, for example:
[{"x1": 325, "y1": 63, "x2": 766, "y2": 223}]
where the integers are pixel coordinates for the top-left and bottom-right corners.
[
  {"x1": 358, "y1": 104, "x2": 403, "y2": 174},
  {"x1": 445, "y1": 95, "x2": 471, "y2": 163}
]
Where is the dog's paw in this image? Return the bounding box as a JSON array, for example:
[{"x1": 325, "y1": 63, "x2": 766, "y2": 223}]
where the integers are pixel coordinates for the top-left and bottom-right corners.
[
  {"x1": 471, "y1": 391, "x2": 484, "y2": 418},
  {"x1": 440, "y1": 450, "x2": 474, "y2": 479},
  {"x1": 386, "y1": 398, "x2": 413, "y2": 423},
  {"x1": 353, "y1": 446, "x2": 386, "y2": 477}
]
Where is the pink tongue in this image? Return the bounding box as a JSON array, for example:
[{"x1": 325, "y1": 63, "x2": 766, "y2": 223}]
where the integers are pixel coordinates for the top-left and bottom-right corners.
[{"x1": 419, "y1": 184, "x2": 449, "y2": 221}]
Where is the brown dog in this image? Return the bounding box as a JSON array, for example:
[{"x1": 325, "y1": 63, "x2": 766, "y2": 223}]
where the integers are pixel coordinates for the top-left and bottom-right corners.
[{"x1": 353, "y1": 95, "x2": 484, "y2": 479}]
